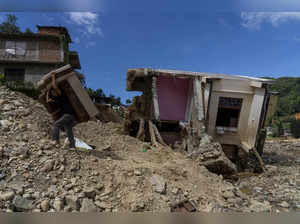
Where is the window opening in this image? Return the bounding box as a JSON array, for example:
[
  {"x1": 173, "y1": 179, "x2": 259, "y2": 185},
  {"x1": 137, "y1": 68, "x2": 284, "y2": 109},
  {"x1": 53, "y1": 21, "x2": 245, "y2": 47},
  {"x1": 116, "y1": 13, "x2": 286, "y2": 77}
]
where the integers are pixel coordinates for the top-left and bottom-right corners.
[{"x1": 216, "y1": 97, "x2": 243, "y2": 130}]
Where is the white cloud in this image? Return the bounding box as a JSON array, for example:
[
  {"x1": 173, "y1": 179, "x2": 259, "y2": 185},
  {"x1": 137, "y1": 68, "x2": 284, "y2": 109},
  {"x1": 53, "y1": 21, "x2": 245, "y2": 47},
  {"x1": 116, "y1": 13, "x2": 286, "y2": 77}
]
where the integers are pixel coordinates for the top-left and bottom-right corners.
[
  {"x1": 67, "y1": 12, "x2": 103, "y2": 36},
  {"x1": 73, "y1": 37, "x2": 80, "y2": 44},
  {"x1": 241, "y1": 12, "x2": 300, "y2": 30},
  {"x1": 86, "y1": 41, "x2": 96, "y2": 48}
]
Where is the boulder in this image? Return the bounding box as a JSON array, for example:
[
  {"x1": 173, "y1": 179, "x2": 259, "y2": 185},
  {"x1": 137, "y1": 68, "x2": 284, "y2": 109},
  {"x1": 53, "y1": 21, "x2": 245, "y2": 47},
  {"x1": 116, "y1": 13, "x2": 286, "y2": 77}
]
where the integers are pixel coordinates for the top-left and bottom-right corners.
[
  {"x1": 149, "y1": 175, "x2": 166, "y2": 194},
  {"x1": 80, "y1": 198, "x2": 97, "y2": 212},
  {"x1": 13, "y1": 196, "x2": 34, "y2": 212}
]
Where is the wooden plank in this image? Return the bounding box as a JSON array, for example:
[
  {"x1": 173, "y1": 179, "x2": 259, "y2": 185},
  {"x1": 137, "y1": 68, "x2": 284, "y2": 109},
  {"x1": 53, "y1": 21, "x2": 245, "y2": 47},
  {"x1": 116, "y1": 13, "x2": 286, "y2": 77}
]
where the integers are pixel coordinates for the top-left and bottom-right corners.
[
  {"x1": 184, "y1": 79, "x2": 193, "y2": 122},
  {"x1": 136, "y1": 118, "x2": 145, "y2": 140},
  {"x1": 252, "y1": 147, "x2": 266, "y2": 172},
  {"x1": 204, "y1": 82, "x2": 211, "y2": 120},
  {"x1": 240, "y1": 141, "x2": 251, "y2": 154},
  {"x1": 193, "y1": 77, "x2": 204, "y2": 121},
  {"x1": 247, "y1": 88, "x2": 266, "y2": 147},
  {"x1": 153, "y1": 123, "x2": 167, "y2": 146},
  {"x1": 214, "y1": 90, "x2": 253, "y2": 95},
  {"x1": 67, "y1": 74, "x2": 99, "y2": 119},
  {"x1": 148, "y1": 120, "x2": 158, "y2": 147},
  {"x1": 152, "y1": 76, "x2": 160, "y2": 120}
]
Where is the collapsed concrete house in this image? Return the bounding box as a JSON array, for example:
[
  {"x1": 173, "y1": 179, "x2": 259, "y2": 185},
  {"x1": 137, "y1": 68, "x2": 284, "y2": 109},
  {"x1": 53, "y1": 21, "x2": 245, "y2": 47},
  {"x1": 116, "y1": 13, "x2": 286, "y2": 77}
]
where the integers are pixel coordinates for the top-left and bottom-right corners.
[
  {"x1": 125, "y1": 68, "x2": 277, "y2": 165},
  {"x1": 0, "y1": 26, "x2": 80, "y2": 84}
]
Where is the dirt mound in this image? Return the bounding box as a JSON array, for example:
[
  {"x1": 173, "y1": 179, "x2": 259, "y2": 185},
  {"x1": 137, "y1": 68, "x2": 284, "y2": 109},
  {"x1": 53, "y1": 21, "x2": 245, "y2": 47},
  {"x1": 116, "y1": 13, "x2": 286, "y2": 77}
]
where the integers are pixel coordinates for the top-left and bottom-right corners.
[
  {"x1": 0, "y1": 86, "x2": 273, "y2": 212},
  {"x1": 94, "y1": 103, "x2": 122, "y2": 123}
]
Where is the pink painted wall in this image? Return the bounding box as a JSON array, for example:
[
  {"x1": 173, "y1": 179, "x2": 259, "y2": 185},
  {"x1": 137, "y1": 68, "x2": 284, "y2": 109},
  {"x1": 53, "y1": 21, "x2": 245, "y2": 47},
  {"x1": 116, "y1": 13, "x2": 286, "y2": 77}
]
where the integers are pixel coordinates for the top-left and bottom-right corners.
[{"x1": 157, "y1": 76, "x2": 191, "y2": 121}]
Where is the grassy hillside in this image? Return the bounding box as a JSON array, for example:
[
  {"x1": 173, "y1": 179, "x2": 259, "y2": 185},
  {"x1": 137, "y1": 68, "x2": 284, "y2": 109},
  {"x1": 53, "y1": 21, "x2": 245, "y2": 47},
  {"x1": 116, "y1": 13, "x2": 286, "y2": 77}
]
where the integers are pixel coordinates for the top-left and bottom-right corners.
[{"x1": 270, "y1": 77, "x2": 300, "y2": 118}]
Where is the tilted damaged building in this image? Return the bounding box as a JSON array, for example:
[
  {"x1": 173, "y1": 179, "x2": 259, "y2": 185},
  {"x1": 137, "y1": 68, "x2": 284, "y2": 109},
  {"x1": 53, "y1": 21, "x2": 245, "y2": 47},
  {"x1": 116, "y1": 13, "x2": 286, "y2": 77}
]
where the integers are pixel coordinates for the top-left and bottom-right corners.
[
  {"x1": 0, "y1": 26, "x2": 81, "y2": 84},
  {"x1": 125, "y1": 68, "x2": 278, "y2": 163}
]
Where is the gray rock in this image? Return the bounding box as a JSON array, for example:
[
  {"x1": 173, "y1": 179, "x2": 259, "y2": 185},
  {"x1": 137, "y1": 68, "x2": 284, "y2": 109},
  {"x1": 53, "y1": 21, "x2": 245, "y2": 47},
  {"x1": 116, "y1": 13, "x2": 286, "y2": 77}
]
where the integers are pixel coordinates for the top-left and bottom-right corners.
[
  {"x1": 0, "y1": 191, "x2": 15, "y2": 201},
  {"x1": 279, "y1": 201, "x2": 289, "y2": 208},
  {"x1": 40, "y1": 200, "x2": 50, "y2": 212},
  {"x1": 150, "y1": 174, "x2": 166, "y2": 194},
  {"x1": 80, "y1": 198, "x2": 97, "y2": 212},
  {"x1": 130, "y1": 201, "x2": 145, "y2": 212},
  {"x1": 95, "y1": 201, "x2": 111, "y2": 209},
  {"x1": 0, "y1": 120, "x2": 12, "y2": 130},
  {"x1": 41, "y1": 160, "x2": 54, "y2": 172},
  {"x1": 249, "y1": 200, "x2": 271, "y2": 212},
  {"x1": 83, "y1": 187, "x2": 96, "y2": 199},
  {"x1": 134, "y1": 170, "x2": 142, "y2": 176},
  {"x1": 171, "y1": 188, "x2": 179, "y2": 195},
  {"x1": 64, "y1": 205, "x2": 73, "y2": 212},
  {"x1": 53, "y1": 198, "x2": 64, "y2": 212},
  {"x1": 65, "y1": 195, "x2": 80, "y2": 211},
  {"x1": 70, "y1": 160, "x2": 80, "y2": 172},
  {"x1": 200, "y1": 134, "x2": 213, "y2": 146},
  {"x1": 13, "y1": 196, "x2": 34, "y2": 212}
]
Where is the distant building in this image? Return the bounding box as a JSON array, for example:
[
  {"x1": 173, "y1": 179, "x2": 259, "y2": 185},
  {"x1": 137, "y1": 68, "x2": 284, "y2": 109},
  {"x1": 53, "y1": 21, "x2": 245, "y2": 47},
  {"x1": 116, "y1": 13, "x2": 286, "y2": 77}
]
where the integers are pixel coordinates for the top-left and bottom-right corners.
[{"x1": 0, "y1": 26, "x2": 80, "y2": 84}]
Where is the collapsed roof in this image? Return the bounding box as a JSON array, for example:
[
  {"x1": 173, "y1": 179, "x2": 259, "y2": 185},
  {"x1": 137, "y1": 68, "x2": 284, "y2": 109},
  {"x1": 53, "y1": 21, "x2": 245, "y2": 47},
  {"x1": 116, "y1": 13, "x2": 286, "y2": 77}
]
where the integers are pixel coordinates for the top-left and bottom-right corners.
[{"x1": 126, "y1": 68, "x2": 273, "y2": 91}]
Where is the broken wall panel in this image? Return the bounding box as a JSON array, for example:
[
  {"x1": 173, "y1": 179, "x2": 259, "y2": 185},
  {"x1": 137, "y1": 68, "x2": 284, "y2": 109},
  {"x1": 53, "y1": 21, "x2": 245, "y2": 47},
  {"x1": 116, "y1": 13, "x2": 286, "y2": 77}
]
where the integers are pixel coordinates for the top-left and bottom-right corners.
[
  {"x1": 247, "y1": 87, "x2": 266, "y2": 147},
  {"x1": 157, "y1": 76, "x2": 191, "y2": 121}
]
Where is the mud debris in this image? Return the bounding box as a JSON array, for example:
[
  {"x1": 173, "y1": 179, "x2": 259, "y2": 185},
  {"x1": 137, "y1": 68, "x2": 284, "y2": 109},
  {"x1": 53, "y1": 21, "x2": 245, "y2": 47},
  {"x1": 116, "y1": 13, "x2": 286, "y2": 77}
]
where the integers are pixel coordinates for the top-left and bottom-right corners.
[{"x1": 1, "y1": 85, "x2": 300, "y2": 212}]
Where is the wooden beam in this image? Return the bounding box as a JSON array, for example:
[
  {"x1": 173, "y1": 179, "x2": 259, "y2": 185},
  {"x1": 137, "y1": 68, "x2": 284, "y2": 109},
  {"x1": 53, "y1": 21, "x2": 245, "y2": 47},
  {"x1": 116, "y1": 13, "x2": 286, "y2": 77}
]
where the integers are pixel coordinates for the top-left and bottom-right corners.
[
  {"x1": 152, "y1": 76, "x2": 160, "y2": 120},
  {"x1": 184, "y1": 79, "x2": 194, "y2": 122},
  {"x1": 153, "y1": 123, "x2": 167, "y2": 146},
  {"x1": 252, "y1": 147, "x2": 266, "y2": 172},
  {"x1": 240, "y1": 141, "x2": 251, "y2": 154},
  {"x1": 202, "y1": 77, "x2": 221, "y2": 84},
  {"x1": 247, "y1": 88, "x2": 266, "y2": 148},
  {"x1": 204, "y1": 82, "x2": 212, "y2": 122},
  {"x1": 148, "y1": 120, "x2": 158, "y2": 147},
  {"x1": 136, "y1": 118, "x2": 145, "y2": 140},
  {"x1": 193, "y1": 77, "x2": 205, "y2": 121}
]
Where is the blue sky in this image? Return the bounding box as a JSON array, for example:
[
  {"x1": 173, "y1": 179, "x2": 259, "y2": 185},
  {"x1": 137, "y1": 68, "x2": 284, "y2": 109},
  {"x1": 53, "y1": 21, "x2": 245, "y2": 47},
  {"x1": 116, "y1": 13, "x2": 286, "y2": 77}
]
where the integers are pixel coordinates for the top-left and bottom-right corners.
[{"x1": 1, "y1": 1, "x2": 300, "y2": 102}]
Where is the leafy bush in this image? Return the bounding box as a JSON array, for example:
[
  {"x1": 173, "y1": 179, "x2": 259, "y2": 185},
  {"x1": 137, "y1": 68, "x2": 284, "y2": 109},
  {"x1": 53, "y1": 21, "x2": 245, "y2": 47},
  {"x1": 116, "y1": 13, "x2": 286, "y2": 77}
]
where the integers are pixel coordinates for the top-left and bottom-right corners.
[
  {"x1": 5, "y1": 80, "x2": 40, "y2": 99},
  {"x1": 290, "y1": 118, "x2": 300, "y2": 138}
]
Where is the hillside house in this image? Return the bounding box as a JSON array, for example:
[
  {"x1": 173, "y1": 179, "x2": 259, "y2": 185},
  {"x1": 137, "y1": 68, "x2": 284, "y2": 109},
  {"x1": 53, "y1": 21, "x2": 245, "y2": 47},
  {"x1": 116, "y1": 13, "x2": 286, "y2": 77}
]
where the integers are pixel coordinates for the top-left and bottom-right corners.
[
  {"x1": 0, "y1": 26, "x2": 80, "y2": 84},
  {"x1": 125, "y1": 68, "x2": 277, "y2": 160}
]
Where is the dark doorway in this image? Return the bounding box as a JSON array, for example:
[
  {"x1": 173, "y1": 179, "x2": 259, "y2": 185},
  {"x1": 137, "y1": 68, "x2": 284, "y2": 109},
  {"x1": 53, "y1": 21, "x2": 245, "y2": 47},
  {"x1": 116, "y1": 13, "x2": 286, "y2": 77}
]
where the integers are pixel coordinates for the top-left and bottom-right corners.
[{"x1": 4, "y1": 68, "x2": 25, "y2": 82}]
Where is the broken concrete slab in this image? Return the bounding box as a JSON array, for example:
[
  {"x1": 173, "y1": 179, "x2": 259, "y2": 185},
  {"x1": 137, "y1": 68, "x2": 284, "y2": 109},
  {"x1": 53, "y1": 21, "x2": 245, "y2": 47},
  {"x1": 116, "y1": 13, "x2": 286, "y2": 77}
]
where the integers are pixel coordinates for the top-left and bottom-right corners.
[
  {"x1": 12, "y1": 196, "x2": 34, "y2": 212},
  {"x1": 150, "y1": 174, "x2": 166, "y2": 194}
]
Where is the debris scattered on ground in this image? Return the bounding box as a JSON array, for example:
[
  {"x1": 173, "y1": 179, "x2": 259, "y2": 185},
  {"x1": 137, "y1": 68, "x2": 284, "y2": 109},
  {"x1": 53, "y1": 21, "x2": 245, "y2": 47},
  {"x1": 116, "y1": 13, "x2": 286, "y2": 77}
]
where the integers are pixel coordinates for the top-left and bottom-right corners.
[{"x1": 1, "y1": 85, "x2": 300, "y2": 212}]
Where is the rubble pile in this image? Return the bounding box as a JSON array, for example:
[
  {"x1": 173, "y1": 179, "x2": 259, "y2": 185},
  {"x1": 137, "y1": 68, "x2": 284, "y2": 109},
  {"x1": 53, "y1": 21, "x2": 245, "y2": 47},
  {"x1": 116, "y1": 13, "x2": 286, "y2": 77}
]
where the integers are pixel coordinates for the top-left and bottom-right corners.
[
  {"x1": 231, "y1": 141, "x2": 300, "y2": 212},
  {"x1": 0, "y1": 86, "x2": 297, "y2": 212}
]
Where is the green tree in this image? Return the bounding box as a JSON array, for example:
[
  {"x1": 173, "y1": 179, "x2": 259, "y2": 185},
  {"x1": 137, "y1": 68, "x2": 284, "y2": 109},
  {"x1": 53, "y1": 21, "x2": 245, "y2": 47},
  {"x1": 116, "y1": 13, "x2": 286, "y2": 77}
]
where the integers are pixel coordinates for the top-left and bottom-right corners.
[
  {"x1": 0, "y1": 14, "x2": 21, "y2": 34},
  {"x1": 24, "y1": 28, "x2": 34, "y2": 34},
  {"x1": 126, "y1": 99, "x2": 132, "y2": 105},
  {"x1": 272, "y1": 119, "x2": 284, "y2": 137}
]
